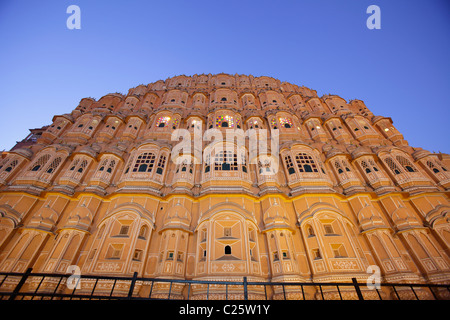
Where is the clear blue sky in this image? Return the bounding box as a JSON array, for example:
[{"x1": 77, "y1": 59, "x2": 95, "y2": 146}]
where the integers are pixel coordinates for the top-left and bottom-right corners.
[{"x1": 0, "y1": 0, "x2": 449, "y2": 153}]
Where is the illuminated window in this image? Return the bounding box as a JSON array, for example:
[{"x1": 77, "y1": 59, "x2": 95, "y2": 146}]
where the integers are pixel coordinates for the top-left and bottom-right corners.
[
  {"x1": 270, "y1": 118, "x2": 277, "y2": 129},
  {"x1": 249, "y1": 120, "x2": 260, "y2": 129},
  {"x1": 279, "y1": 117, "x2": 293, "y2": 129},
  {"x1": 216, "y1": 115, "x2": 234, "y2": 128},
  {"x1": 156, "y1": 116, "x2": 171, "y2": 128},
  {"x1": 235, "y1": 117, "x2": 241, "y2": 129},
  {"x1": 171, "y1": 117, "x2": 179, "y2": 129}
]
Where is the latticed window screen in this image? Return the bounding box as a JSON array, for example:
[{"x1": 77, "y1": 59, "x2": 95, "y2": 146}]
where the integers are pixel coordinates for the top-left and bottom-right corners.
[
  {"x1": 368, "y1": 159, "x2": 380, "y2": 172},
  {"x1": 342, "y1": 159, "x2": 352, "y2": 172},
  {"x1": 45, "y1": 157, "x2": 62, "y2": 174},
  {"x1": 133, "y1": 153, "x2": 156, "y2": 173},
  {"x1": 156, "y1": 155, "x2": 166, "y2": 174},
  {"x1": 426, "y1": 159, "x2": 448, "y2": 173},
  {"x1": 384, "y1": 157, "x2": 402, "y2": 175},
  {"x1": 216, "y1": 115, "x2": 234, "y2": 128},
  {"x1": 30, "y1": 154, "x2": 51, "y2": 172},
  {"x1": 0, "y1": 158, "x2": 19, "y2": 173},
  {"x1": 279, "y1": 117, "x2": 293, "y2": 128},
  {"x1": 284, "y1": 155, "x2": 295, "y2": 174},
  {"x1": 295, "y1": 153, "x2": 318, "y2": 173},
  {"x1": 270, "y1": 118, "x2": 277, "y2": 129},
  {"x1": 69, "y1": 159, "x2": 80, "y2": 171},
  {"x1": 98, "y1": 159, "x2": 108, "y2": 172},
  {"x1": 78, "y1": 160, "x2": 88, "y2": 173},
  {"x1": 395, "y1": 155, "x2": 417, "y2": 172},
  {"x1": 214, "y1": 150, "x2": 238, "y2": 171},
  {"x1": 334, "y1": 160, "x2": 343, "y2": 174},
  {"x1": 106, "y1": 159, "x2": 116, "y2": 174}
]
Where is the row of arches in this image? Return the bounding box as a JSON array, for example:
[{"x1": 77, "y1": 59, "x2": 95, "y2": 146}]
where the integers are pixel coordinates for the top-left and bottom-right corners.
[
  {"x1": 41, "y1": 108, "x2": 406, "y2": 163},
  {"x1": 0, "y1": 198, "x2": 448, "y2": 291},
  {"x1": 73, "y1": 85, "x2": 374, "y2": 125},
  {"x1": 2, "y1": 141, "x2": 449, "y2": 196}
]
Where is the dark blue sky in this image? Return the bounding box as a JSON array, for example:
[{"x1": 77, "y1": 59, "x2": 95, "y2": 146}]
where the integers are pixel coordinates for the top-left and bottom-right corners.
[{"x1": 0, "y1": 0, "x2": 449, "y2": 153}]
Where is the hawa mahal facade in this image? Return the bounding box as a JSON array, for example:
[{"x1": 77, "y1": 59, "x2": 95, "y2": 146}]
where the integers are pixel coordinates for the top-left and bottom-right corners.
[{"x1": 0, "y1": 73, "x2": 449, "y2": 299}]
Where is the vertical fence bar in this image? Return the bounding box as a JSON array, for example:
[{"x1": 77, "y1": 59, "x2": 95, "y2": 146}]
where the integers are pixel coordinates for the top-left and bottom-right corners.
[
  {"x1": 90, "y1": 279, "x2": 99, "y2": 300},
  {"x1": 352, "y1": 278, "x2": 364, "y2": 301},
  {"x1": 31, "y1": 276, "x2": 46, "y2": 300},
  {"x1": 187, "y1": 282, "x2": 191, "y2": 300},
  {"x1": 428, "y1": 286, "x2": 438, "y2": 300},
  {"x1": 226, "y1": 283, "x2": 228, "y2": 300},
  {"x1": 319, "y1": 284, "x2": 324, "y2": 300},
  {"x1": 109, "y1": 279, "x2": 117, "y2": 299},
  {"x1": 336, "y1": 285, "x2": 342, "y2": 300},
  {"x1": 375, "y1": 288, "x2": 382, "y2": 300},
  {"x1": 243, "y1": 277, "x2": 248, "y2": 300},
  {"x1": 51, "y1": 276, "x2": 64, "y2": 300},
  {"x1": 9, "y1": 268, "x2": 32, "y2": 301},
  {"x1": 0, "y1": 274, "x2": 8, "y2": 288},
  {"x1": 392, "y1": 285, "x2": 401, "y2": 300},
  {"x1": 410, "y1": 286, "x2": 419, "y2": 300},
  {"x1": 127, "y1": 272, "x2": 138, "y2": 300},
  {"x1": 301, "y1": 285, "x2": 305, "y2": 300},
  {"x1": 168, "y1": 281, "x2": 173, "y2": 300},
  {"x1": 148, "y1": 281, "x2": 154, "y2": 299},
  {"x1": 70, "y1": 276, "x2": 82, "y2": 300},
  {"x1": 206, "y1": 283, "x2": 209, "y2": 300}
]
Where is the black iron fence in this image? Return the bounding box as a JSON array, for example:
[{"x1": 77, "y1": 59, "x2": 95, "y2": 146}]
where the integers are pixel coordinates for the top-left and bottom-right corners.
[{"x1": 0, "y1": 268, "x2": 449, "y2": 301}]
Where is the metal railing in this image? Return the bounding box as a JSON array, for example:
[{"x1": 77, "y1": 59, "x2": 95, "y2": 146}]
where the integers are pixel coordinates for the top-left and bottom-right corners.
[{"x1": 0, "y1": 268, "x2": 449, "y2": 300}]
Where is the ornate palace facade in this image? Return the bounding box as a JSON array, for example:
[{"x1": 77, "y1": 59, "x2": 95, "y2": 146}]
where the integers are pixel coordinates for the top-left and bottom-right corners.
[{"x1": 0, "y1": 73, "x2": 449, "y2": 299}]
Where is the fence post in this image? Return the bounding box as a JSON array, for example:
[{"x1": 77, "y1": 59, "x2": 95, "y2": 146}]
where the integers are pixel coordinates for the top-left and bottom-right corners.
[
  {"x1": 352, "y1": 277, "x2": 364, "y2": 300},
  {"x1": 9, "y1": 267, "x2": 33, "y2": 301},
  {"x1": 243, "y1": 276, "x2": 248, "y2": 300},
  {"x1": 127, "y1": 272, "x2": 138, "y2": 299}
]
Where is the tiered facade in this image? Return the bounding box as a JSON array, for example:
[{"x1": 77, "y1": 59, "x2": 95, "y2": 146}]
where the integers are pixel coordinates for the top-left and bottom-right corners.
[{"x1": 0, "y1": 73, "x2": 449, "y2": 299}]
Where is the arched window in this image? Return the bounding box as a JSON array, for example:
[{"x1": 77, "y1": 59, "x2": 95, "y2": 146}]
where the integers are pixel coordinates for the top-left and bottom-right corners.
[
  {"x1": 216, "y1": 115, "x2": 234, "y2": 128},
  {"x1": 225, "y1": 245, "x2": 232, "y2": 255},
  {"x1": 384, "y1": 157, "x2": 401, "y2": 175},
  {"x1": 214, "y1": 151, "x2": 238, "y2": 171},
  {"x1": 396, "y1": 155, "x2": 418, "y2": 173},
  {"x1": 45, "y1": 157, "x2": 62, "y2": 174},
  {"x1": 284, "y1": 155, "x2": 295, "y2": 175},
  {"x1": 4, "y1": 160, "x2": 18, "y2": 173},
  {"x1": 307, "y1": 225, "x2": 315, "y2": 237},
  {"x1": 29, "y1": 154, "x2": 51, "y2": 173},
  {"x1": 156, "y1": 155, "x2": 166, "y2": 175},
  {"x1": 156, "y1": 116, "x2": 171, "y2": 128},
  {"x1": 133, "y1": 153, "x2": 156, "y2": 173},
  {"x1": 139, "y1": 225, "x2": 148, "y2": 239},
  {"x1": 295, "y1": 153, "x2": 318, "y2": 173}
]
